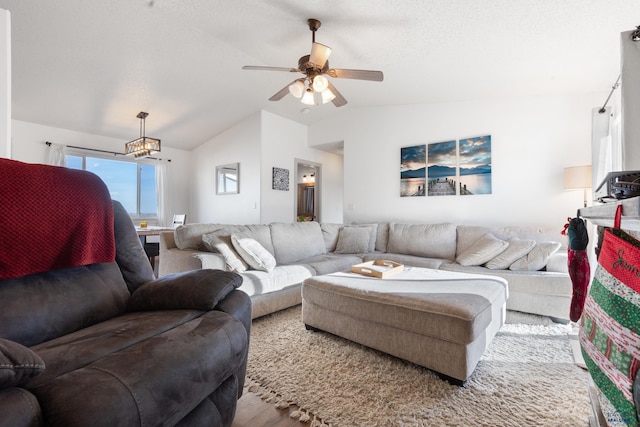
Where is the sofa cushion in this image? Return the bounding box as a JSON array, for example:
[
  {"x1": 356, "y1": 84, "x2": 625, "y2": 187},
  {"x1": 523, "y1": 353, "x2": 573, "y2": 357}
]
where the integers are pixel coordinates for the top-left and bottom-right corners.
[
  {"x1": 348, "y1": 224, "x2": 378, "y2": 252},
  {"x1": 0, "y1": 338, "x2": 45, "y2": 387},
  {"x1": 334, "y1": 226, "x2": 372, "y2": 254},
  {"x1": 295, "y1": 254, "x2": 363, "y2": 276},
  {"x1": 485, "y1": 238, "x2": 536, "y2": 270},
  {"x1": 387, "y1": 223, "x2": 457, "y2": 260},
  {"x1": 0, "y1": 263, "x2": 130, "y2": 347},
  {"x1": 29, "y1": 311, "x2": 247, "y2": 427},
  {"x1": 440, "y1": 263, "x2": 571, "y2": 297},
  {"x1": 509, "y1": 241, "x2": 562, "y2": 271},
  {"x1": 238, "y1": 265, "x2": 314, "y2": 297},
  {"x1": 231, "y1": 235, "x2": 276, "y2": 272},
  {"x1": 363, "y1": 252, "x2": 448, "y2": 269},
  {"x1": 320, "y1": 223, "x2": 343, "y2": 252},
  {"x1": 375, "y1": 223, "x2": 390, "y2": 252},
  {"x1": 269, "y1": 222, "x2": 326, "y2": 264},
  {"x1": 456, "y1": 225, "x2": 566, "y2": 257},
  {"x1": 456, "y1": 233, "x2": 509, "y2": 266},
  {"x1": 175, "y1": 224, "x2": 273, "y2": 254},
  {"x1": 202, "y1": 231, "x2": 248, "y2": 272},
  {"x1": 26, "y1": 310, "x2": 206, "y2": 388},
  {"x1": 546, "y1": 252, "x2": 569, "y2": 274}
]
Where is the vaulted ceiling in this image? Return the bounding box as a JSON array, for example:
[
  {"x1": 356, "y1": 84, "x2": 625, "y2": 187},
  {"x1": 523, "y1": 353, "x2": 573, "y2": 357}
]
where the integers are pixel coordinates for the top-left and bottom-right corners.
[{"x1": 1, "y1": 0, "x2": 637, "y2": 151}]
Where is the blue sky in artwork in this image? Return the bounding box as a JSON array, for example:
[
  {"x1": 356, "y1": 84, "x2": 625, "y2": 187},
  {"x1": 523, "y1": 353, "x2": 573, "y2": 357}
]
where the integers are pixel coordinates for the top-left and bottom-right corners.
[
  {"x1": 400, "y1": 145, "x2": 426, "y2": 172},
  {"x1": 459, "y1": 135, "x2": 491, "y2": 166},
  {"x1": 427, "y1": 140, "x2": 456, "y2": 166}
]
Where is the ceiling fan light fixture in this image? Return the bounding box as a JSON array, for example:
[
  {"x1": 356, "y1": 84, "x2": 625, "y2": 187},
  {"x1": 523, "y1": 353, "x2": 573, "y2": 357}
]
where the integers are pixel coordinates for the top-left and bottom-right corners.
[
  {"x1": 309, "y1": 42, "x2": 332, "y2": 68},
  {"x1": 288, "y1": 79, "x2": 305, "y2": 98},
  {"x1": 242, "y1": 18, "x2": 383, "y2": 108},
  {"x1": 301, "y1": 89, "x2": 316, "y2": 106},
  {"x1": 312, "y1": 75, "x2": 329, "y2": 92},
  {"x1": 321, "y1": 88, "x2": 336, "y2": 104}
]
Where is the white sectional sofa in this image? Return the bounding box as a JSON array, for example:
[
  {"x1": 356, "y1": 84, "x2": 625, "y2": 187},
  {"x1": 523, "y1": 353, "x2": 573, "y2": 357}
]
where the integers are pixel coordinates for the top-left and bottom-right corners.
[{"x1": 159, "y1": 221, "x2": 571, "y2": 320}]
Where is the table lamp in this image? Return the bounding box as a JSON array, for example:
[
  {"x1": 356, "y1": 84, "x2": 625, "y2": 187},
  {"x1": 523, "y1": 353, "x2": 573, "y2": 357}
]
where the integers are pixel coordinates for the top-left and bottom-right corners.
[{"x1": 564, "y1": 165, "x2": 592, "y2": 207}]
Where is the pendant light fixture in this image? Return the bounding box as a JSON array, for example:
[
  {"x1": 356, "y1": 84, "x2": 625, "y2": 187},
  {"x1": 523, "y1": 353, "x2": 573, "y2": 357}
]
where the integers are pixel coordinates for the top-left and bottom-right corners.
[{"x1": 125, "y1": 112, "x2": 161, "y2": 158}]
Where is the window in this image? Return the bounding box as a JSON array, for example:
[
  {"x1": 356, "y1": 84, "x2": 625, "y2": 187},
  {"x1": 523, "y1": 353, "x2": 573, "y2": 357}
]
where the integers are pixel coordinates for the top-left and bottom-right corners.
[{"x1": 66, "y1": 153, "x2": 157, "y2": 217}]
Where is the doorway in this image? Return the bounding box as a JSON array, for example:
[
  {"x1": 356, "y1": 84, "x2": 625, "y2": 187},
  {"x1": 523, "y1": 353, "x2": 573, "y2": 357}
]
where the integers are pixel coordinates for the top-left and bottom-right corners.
[{"x1": 295, "y1": 160, "x2": 320, "y2": 222}]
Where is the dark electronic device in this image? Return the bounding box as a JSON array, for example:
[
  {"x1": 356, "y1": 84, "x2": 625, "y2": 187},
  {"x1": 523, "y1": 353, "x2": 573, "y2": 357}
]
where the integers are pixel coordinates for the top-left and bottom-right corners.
[{"x1": 595, "y1": 170, "x2": 640, "y2": 201}]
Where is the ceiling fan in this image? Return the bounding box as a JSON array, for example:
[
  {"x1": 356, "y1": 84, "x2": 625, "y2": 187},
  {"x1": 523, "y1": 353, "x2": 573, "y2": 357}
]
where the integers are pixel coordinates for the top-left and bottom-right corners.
[{"x1": 242, "y1": 18, "x2": 383, "y2": 107}]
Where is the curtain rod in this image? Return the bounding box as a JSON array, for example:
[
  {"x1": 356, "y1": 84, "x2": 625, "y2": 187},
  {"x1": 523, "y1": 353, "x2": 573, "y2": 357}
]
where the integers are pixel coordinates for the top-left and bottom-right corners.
[
  {"x1": 598, "y1": 75, "x2": 621, "y2": 114},
  {"x1": 45, "y1": 141, "x2": 170, "y2": 162}
]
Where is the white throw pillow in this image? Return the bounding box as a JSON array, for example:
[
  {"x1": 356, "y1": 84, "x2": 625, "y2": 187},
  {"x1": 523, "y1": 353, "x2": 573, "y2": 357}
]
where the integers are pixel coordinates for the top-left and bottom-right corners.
[
  {"x1": 509, "y1": 241, "x2": 562, "y2": 271},
  {"x1": 456, "y1": 233, "x2": 509, "y2": 267},
  {"x1": 202, "y1": 231, "x2": 248, "y2": 272},
  {"x1": 334, "y1": 226, "x2": 372, "y2": 254},
  {"x1": 485, "y1": 238, "x2": 536, "y2": 270},
  {"x1": 231, "y1": 234, "x2": 276, "y2": 272}
]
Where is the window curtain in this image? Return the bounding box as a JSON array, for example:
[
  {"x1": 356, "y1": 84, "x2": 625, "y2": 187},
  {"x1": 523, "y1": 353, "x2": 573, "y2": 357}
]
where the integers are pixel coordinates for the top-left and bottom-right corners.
[
  {"x1": 156, "y1": 160, "x2": 171, "y2": 227},
  {"x1": 621, "y1": 29, "x2": 640, "y2": 171},
  {"x1": 591, "y1": 93, "x2": 622, "y2": 191},
  {"x1": 46, "y1": 142, "x2": 66, "y2": 166}
]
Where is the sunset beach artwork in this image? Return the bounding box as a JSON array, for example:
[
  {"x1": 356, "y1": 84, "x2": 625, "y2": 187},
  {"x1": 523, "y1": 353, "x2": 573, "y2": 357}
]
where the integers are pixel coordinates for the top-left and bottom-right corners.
[
  {"x1": 400, "y1": 144, "x2": 426, "y2": 197},
  {"x1": 459, "y1": 135, "x2": 492, "y2": 195},
  {"x1": 427, "y1": 140, "x2": 457, "y2": 197}
]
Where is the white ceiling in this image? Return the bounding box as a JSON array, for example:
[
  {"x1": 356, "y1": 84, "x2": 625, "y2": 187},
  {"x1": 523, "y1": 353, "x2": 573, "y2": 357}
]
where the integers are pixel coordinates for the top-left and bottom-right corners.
[{"x1": 1, "y1": 0, "x2": 637, "y2": 151}]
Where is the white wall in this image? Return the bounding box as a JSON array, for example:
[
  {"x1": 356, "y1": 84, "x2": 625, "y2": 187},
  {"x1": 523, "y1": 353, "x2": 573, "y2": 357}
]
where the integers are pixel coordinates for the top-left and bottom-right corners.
[
  {"x1": 190, "y1": 110, "x2": 343, "y2": 225},
  {"x1": 191, "y1": 112, "x2": 262, "y2": 224},
  {"x1": 621, "y1": 29, "x2": 640, "y2": 171},
  {"x1": 9, "y1": 120, "x2": 192, "y2": 223},
  {"x1": 309, "y1": 93, "x2": 604, "y2": 230},
  {"x1": 260, "y1": 110, "x2": 343, "y2": 224},
  {"x1": 0, "y1": 9, "x2": 10, "y2": 158}
]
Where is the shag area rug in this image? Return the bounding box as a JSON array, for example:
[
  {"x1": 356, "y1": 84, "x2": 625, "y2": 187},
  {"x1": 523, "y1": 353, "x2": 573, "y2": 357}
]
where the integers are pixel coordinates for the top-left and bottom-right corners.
[{"x1": 246, "y1": 306, "x2": 592, "y2": 427}]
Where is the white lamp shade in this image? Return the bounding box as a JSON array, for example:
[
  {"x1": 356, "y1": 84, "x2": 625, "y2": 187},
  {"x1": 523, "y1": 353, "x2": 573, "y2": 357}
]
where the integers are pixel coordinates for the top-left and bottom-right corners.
[
  {"x1": 321, "y1": 88, "x2": 336, "y2": 104},
  {"x1": 288, "y1": 80, "x2": 305, "y2": 98},
  {"x1": 312, "y1": 75, "x2": 329, "y2": 92},
  {"x1": 564, "y1": 165, "x2": 592, "y2": 189},
  {"x1": 310, "y1": 42, "x2": 332, "y2": 68},
  {"x1": 300, "y1": 90, "x2": 315, "y2": 105}
]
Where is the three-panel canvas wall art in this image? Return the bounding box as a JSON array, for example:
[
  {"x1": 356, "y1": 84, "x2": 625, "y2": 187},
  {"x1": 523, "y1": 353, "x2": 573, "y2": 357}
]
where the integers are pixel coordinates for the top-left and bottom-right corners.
[{"x1": 400, "y1": 135, "x2": 492, "y2": 197}]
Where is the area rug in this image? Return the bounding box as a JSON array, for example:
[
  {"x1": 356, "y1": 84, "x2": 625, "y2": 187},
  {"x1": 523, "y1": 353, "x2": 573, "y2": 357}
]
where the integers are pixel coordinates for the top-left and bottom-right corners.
[{"x1": 246, "y1": 305, "x2": 592, "y2": 426}]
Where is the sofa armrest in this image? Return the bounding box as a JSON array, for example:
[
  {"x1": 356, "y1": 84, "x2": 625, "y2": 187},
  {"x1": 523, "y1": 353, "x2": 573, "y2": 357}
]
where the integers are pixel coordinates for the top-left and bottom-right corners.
[
  {"x1": 546, "y1": 252, "x2": 568, "y2": 274},
  {"x1": 0, "y1": 387, "x2": 43, "y2": 427},
  {"x1": 0, "y1": 338, "x2": 45, "y2": 389},
  {"x1": 193, "y1": 252, "x2": 226, "y2": 270},
  {"x1": 127, "y1": 269, "x2": 243, "y2": 312},
  {"x1": 158, "y1": 245, "x2": 205, "y2": 277}
]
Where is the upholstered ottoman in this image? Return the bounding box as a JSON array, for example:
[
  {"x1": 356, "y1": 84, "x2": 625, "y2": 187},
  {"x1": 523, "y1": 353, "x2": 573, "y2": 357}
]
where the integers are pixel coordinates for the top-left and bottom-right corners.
[{"x1": 301, "y1": 267, "x2": 508, "y2": 383}]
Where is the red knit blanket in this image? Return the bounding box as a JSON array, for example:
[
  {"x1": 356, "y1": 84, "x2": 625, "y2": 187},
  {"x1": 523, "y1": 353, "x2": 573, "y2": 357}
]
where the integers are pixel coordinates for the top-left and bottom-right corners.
[{"x1": 0, "y1": 159, "x2": 115, "y2": 280}]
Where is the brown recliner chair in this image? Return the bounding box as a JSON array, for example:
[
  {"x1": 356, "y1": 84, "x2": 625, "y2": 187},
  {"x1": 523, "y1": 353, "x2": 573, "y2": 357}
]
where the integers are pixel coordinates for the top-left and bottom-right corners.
[{"x1": 0, "y1": 158, "x2": 251, "y2": 427}]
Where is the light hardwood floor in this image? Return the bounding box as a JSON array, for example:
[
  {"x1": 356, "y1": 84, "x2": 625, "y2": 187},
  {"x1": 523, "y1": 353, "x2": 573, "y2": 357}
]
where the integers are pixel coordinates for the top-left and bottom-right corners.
[{"x1": 232, "y1": 389, "x2": 314, "y2": 427}]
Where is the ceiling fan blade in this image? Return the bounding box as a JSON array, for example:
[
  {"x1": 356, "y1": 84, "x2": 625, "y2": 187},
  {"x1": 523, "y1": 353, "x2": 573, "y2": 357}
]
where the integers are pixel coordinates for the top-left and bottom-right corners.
[
  {"x1": 327, "y1": 81, "x2": 347, "y2": 107},
  {"x1": 268, "y1": 82, "x2": 295, "y2": 101},
  {"x1": 327, "y1": 68, "x2": 384, "y2": 82},
  {"x1": 242, "y1": 65, "x2": 300, "y2": 73},
  {"x1": 309, "y1": 42, "x2": 332, "y2": 68}
]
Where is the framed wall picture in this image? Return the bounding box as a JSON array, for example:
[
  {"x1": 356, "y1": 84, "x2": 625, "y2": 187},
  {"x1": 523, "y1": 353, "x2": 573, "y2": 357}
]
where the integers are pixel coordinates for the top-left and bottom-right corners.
[
  {"x1": 400, "y1": 145, "x2": 426, "y2": 197},
  {"x1": 427, "y1": 140, "x2": 457, "y2": 197},
  {"x1": 459, "y1": 135, "x2": 492, "y2": 195},
  {"x1": 272, "y1": 167, "x2": 289, "y2": 191}
]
